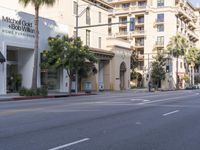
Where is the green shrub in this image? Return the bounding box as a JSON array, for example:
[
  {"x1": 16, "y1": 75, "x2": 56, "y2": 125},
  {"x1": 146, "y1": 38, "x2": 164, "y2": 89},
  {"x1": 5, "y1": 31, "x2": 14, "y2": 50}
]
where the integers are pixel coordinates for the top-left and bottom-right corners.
[
  {"x1": 19, "y1": 87, "x2": 27, "y2": 96},
  {"x1": 19, "y1": 87, "x2": 48, "y2": 96}
]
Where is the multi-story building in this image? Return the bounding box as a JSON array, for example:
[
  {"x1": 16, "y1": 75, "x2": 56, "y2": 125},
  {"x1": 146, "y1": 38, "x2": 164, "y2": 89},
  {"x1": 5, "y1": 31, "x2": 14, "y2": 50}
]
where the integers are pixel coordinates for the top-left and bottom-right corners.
[
  {"x1": 0, "y1": 0, "x2": 132, "y2": 95},
  {"x1": 107, "y1": 0, "x2": 200, "y2": 89}
]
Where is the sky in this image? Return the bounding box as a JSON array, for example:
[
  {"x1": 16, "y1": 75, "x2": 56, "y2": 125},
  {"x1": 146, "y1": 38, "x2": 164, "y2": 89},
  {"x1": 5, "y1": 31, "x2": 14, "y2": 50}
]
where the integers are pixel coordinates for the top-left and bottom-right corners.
[{"x1": 189, "y1": 0, "x2": 200, "y2": 7}]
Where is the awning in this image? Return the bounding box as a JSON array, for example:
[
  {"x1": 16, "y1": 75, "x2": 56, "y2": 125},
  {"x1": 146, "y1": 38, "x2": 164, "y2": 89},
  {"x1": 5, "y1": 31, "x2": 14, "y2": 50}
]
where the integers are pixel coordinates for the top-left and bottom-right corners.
[{"x1": 0, "y1": 51, "x2": 6, "y2": 63}]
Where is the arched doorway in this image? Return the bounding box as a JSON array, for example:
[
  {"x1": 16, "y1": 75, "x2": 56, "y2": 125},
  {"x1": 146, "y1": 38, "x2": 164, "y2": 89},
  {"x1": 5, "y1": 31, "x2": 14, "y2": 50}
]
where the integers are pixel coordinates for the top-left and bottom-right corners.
[{"x1": 120, "y1": 62, "x2": 126, "y2": 90}]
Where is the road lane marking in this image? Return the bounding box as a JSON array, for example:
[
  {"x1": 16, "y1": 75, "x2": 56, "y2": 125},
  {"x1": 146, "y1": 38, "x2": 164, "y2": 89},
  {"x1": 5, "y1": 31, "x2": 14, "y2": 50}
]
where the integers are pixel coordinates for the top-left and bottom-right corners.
[
  {"x1": 138, "y1": 94, "x2": 197, "y2": 105},
  {"x1": 162, "y1": 110, "x2": 179, "y2": 116},
  {"x1": 48, "y1": 138, "x2": 90, "y2": 150},
  {"x1": 136, "y1": 121, "x2": 142, "y2": 125},
  {"x1": 131, "y1": 99, "x2": 150, "y2": 102}
]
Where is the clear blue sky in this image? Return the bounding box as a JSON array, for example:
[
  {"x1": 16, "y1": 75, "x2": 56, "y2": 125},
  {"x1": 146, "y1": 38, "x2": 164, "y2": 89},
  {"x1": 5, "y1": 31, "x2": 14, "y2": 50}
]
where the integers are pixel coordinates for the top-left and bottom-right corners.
[{"x1": 189, "y1": 0, "x2": 199, "y2": 6}]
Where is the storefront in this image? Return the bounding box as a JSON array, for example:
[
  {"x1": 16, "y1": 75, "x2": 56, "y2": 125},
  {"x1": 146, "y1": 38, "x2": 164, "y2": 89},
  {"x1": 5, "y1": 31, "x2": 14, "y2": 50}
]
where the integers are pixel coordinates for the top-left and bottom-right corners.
[
  {"x1": 82, "y1": 39, "x2": 132, "y2": 91},
  {"x1": 0, "y1": 7, "x2": 69, "y2": 95}
]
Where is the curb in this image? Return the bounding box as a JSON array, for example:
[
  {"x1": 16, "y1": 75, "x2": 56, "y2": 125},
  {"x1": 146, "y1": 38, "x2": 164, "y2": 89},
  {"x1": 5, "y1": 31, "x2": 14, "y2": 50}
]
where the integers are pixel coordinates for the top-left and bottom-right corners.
[{"x1": 0, "y1": 93, "x2": 97, "y2": 102}]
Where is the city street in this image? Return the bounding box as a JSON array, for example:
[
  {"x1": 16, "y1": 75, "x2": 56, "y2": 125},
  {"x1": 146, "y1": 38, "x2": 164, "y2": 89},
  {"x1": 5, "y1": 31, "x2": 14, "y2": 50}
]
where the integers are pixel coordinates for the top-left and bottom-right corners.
[{"x1": 0, "y1": 90, "x2": 200, "y2": 150}]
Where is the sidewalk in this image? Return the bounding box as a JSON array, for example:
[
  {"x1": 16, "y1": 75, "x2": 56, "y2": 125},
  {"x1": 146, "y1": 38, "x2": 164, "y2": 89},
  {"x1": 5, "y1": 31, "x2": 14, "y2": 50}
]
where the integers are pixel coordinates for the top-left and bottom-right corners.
[
  {"x1": 0, "y1": 92, "x2": 96, "y2": 102},
  {"x1": 0, "y1": 88, "x2": 174, "y2": 102}
]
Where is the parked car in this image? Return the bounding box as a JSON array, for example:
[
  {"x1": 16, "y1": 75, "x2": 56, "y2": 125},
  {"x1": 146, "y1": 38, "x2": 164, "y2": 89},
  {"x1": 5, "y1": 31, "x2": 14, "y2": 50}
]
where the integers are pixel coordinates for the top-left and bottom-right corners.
[{"x1": 185, "y1": 85, "x2": 199, "y2": 90}]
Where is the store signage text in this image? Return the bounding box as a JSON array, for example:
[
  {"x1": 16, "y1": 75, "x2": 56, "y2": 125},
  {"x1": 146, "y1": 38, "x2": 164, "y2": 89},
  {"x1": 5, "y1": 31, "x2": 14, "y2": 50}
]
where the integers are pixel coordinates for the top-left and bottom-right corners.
[{"x1": 2, "y1": 16, "x2": 35, "y2": 33}]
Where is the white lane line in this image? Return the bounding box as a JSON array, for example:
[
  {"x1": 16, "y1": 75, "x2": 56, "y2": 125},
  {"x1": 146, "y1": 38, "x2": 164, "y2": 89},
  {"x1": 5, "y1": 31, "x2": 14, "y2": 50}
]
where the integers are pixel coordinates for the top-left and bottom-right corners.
[
  {"x1": 48, "y1": 138, "x2": 90, "y2": 150},
  {"x1": 131, "y1": 99, "x2": 150, "y2": 102},
  {"x1": 138, "y1": 94, "x2": 196, "y2": 105},
  {"x1": 162, "y1": 110, "x2": 179, "y2": 116}
]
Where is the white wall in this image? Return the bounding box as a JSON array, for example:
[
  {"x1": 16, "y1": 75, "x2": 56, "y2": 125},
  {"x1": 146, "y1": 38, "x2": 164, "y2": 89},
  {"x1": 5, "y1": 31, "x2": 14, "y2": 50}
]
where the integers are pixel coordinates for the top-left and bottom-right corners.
[
  {"x1": 18, "y1": 50, "x2": 34, "y2": 88},
  {"x1": 0, "y1": 6, "x2": 69, "y2": 94}
]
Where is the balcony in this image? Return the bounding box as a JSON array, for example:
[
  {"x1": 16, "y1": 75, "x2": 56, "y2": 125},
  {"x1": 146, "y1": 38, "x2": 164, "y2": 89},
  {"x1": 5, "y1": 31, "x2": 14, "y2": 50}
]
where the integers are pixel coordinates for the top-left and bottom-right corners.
[
  {"x1": 135, "y1": 21, "x2": 144, "y2": 27},
  {"x1": 110, "y1": 5, "x2": 147, "y2": 15},
  {"x1": 177, "y1": 7, "x2": 192, "y2": 22},
  {"x1": 119, "y1": 22, "x2": 127, "y2": 28},
  {"x1": 108, "y1": 0, "x2": 142, "y2": 4},
  {"x1": 137, "y1": 54, "x2": 144, "y2": 60},
  {"x1": 132, "y1": 30, "x2": 145, "y2": 37},
  {"x1": 154, "y1": 19, "x2": 164, "y2": 26},
  {"x1": 135, "y1": 42, "x2": 144, "y2": 48},
  {"x1": 155, "y1": 41, "x2": 164, "y2": 48},
  {"x1": 130, "y1": 5, "x2": 147, "y2": 12},
  {"x1": 188, "y1": 22, "x2": 196, "y2": 30},
  {"x1": 114, "y1": 31, "x2": 130, "y2": 38},
  {"x1": 187, "y1": 31, "x2": 199, "y2": 42}
]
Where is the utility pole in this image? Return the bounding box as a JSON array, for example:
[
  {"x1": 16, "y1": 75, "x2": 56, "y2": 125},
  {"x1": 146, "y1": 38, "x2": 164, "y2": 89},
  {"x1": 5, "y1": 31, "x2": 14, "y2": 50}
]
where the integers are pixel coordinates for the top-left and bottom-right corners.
[
  {"x1": 75, "y1": 0, "x2": 79, "y2": 94},
  {"x1": 76, "y1": 0, "x2": 79, "y2": 38},
  {"x1": 74, "y1": 0, "x2": 90, "y2": 94},
  {"x1": 147, "y1": 53, "x2": 150, "y2": 81}
]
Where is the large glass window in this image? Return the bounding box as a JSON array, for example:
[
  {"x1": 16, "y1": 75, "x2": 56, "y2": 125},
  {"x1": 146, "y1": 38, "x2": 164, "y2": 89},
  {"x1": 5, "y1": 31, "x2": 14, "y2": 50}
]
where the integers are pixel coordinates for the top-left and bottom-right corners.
[
  {"x1": 73, "y1": 1, "x2": 77, "y2": 15},
  {"x1": 138, "y1": 16, "x2": 144, "y2": 23},
  {"x1": 119, "y1": 17, "x2": 127, "y2": 24},
  {"x1": 86, "y1": 7, "x2": 90, "y2": 25},
  {"x1": 157, "y1": 36, "x2": 164, "y2": 45},
  {"x1": 122, "y1": 3, "x2": 130, "y2": 9},
  {"x1": 119, "y1": 28, "x2": 127, "y2": 34},
  {"x1": 157, "y1": 14, "x2": 164, "y2": 22},
  {"x1": 99, "y1": 12, "x2": 102, "y2": 23},
  {"x1": 180, "y1": 62, "x2": 183, "y2": 69},
  {"x1": 41, "y1": 69, "x2": 60, "y2": 90},
  {"x1": 135, "y1": 38, "x2": 144, "y2": 46},
  {"x1": 7, "y1": 50, "x2": 18, "y2": 61},
  {"x1": 98, "y1": 37, "x2": 102, "y2": 49},
  {"x1": 86, "y1": 30, "x2": 90, "y2": 46},
  {"x1": 157, "y1": 24, "x2": 164, "y2": 32},
  {"x1": 157, "y1": 0, "x2": 164, "y2": 7},
  {"x1": 138, "y1": 1, "x2": 146, "y2": 7},
  {"x1": 40, "y1": 53, "x2": 60, "y2": 90}
]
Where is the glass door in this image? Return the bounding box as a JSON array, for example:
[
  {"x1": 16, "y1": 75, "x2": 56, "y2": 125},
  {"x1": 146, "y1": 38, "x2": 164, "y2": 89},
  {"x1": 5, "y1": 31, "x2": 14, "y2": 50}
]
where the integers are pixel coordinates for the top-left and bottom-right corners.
[{"x1": 7, "y1": 50, "x2": 18, "y2": 93}]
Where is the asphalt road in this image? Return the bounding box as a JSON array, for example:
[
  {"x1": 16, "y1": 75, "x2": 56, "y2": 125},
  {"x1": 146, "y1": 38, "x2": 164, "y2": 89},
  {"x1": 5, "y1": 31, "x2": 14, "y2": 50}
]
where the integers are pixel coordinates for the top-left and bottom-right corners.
[{"x1": 0, "y1": 90, "x2": 200, "y2": 150}]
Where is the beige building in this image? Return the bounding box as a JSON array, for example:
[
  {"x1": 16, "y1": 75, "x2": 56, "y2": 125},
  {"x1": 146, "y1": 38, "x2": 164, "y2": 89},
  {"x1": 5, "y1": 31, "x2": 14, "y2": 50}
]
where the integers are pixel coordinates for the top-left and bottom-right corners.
[
  {"x1": 0, "y1": 0, "x2": 132, "y2": 93},
  {"x1": 107, "y1": 0, "x2": 200, "y2": 89}
]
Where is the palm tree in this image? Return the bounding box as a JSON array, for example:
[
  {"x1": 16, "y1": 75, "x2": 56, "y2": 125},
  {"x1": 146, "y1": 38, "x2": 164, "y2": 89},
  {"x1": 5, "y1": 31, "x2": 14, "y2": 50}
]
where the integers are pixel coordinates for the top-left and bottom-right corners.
[
  {"x1": 167, "y1": 34, "x2": 189, "y2": 89},
  {"x1": 186, "y1": 47, "x2": 199, "y2": 85},
  {"x1": 19, "y1": 0, "x2": 56, "y2": 89}
]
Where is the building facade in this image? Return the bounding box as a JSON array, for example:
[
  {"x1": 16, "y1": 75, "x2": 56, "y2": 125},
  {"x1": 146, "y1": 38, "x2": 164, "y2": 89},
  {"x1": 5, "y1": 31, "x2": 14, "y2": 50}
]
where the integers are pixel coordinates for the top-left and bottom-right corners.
[
  {"x1": 35, "y1": 0, "x2": 132, "y2": 91},
  {"x1": 107, "y1": 0, "x2": 200, "y2": 89},
  {"x1": 0, "y1": 6, "x2": 69, "y2": 95},
  {"x1": 0, "y1": 0, "x2": 131, "y2": 95}
]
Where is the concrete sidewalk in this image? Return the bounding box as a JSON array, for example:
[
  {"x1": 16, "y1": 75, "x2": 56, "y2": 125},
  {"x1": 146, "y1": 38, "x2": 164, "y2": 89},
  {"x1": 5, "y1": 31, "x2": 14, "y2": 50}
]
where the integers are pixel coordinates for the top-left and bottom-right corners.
[
  {"x1": 0, "y1": 92, "x2": 96, "y2": 102},
  {"x1": 0, "y1": 88, "x2": 155, "y2": 102}
]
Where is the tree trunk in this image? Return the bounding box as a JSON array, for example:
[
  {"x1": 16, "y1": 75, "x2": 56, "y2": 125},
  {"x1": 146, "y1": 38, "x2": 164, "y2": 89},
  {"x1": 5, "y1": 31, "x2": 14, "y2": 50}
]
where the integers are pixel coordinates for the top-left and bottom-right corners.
[
  {"x1": 66, "y1": 70, "x2": 72, "y2": 95},
  {"x1": 75, "y1": 70, "x2": 78, "y2": 94},
  {"x1": 176, "y1": 56, "x2": 179, "y2": 89},
  {"x1": 32, "y1": 6, "x2": 39, "y2": 89},
  {"x1": 68, "y1": 76, "x2": 72, "y2": 95},
  {"x1": 192, "y1": 63, "x2": 195, "y2": 86},
  {"x1": 156, "y1": 81, "x2": 158, "y2": 91}
]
